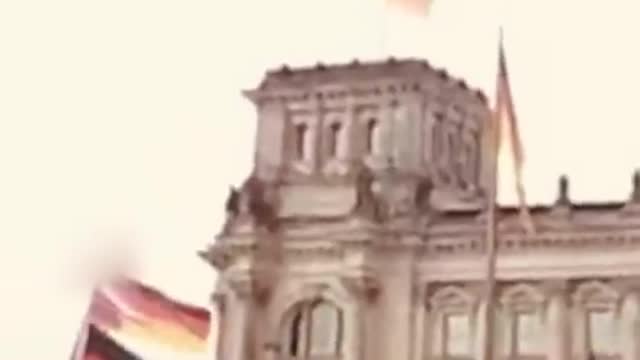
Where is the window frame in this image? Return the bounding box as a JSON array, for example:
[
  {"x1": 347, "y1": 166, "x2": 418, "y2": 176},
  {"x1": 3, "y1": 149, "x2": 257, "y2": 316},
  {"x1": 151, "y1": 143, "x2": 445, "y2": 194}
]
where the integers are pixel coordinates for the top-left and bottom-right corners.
[
  {"x1": 499, "y1": 284, "x2": 547, "y2": 360},
  {"x1": 327, "y1": 122, "x2": 343, "y2": 159},
  {"x1": 428, "y1": 286, "x2": 476, "y2": 360},
  {"x1": 573, "y1": 281, "x2": 622, "y2": 360},
  {"x1": 285, "y1": 299, "x2": 343, "y2": 360},
  {"x1": 365, "y1": 117, "x2": 378, "y2": 155}
]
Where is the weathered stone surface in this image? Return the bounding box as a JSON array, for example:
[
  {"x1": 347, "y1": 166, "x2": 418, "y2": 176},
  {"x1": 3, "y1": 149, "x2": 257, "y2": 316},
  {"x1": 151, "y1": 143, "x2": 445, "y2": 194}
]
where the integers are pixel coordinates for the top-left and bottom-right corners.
[{"x1": 202, "y1": 58, "x2": 640, "y2": 360}]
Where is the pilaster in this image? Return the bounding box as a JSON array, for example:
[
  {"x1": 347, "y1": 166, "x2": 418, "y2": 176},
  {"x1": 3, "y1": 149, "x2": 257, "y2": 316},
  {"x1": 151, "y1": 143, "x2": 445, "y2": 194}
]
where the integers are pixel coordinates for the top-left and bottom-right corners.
[
  {"x1": 340, "y1": 271, "x2": 380, "y2": 360},
  {"x1": 545, "y1": 281, "x2": 571, "y2": 360}
]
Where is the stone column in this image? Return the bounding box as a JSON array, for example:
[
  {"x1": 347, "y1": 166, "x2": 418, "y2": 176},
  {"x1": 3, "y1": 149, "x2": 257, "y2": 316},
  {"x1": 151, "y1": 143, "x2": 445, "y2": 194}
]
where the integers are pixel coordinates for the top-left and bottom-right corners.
[
  {"x1": 255, "y1": 98, "x2": 287, "y2": 180},
  {"x1": 547, "y1": 289, "x2": 570, "y2": 360},
  {"x1": 211, "y1": 292, "x2": 227, "y2": 360},
  {"x1": 570, "y1": 298, "x2": 588, "y2": 360},
  {"x1": 473, "y1": 299, "x2": 488, "y2": 360},
  {"x1": 621, "y1": 292, "x2": 640, "y2": 360},
  {"x1": 410, "y1": 283, "x2": 428, "y2": 360},
  {"x1": 226, "y1": 292, "x2": 250, "y2": 360},
  {"x1": 344, "y1": 97, "x2": 357, "y2": 163},
  {"x1": 379, "y1": 98, "x2": 396, "y2": 164},
  {"x1": 393, "y1": 94, "x2": 423, "y2": 173},
  {"x1": 312, "y1": 96, "x2": 325, "y2": 173},
  {"x1": 227, "y1": 279, "x2": 271, "y2": 360},
  {"x1": 341, "y1": 274, "x2": 380, "y2": 360}
]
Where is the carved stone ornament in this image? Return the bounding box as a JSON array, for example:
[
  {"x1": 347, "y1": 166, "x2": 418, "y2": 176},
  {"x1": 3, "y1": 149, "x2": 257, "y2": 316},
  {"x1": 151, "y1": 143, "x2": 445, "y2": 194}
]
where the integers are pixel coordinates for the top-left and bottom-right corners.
[
  {"x1": 228, "y1": 277, "x2": 271, "y2": 305},
  {"x1": 237, "y1": 175, "x2": 279, "y2": 232},
  {"x1": 340, "y1": 272, "x2": 380, "y2": 301},
  {"x1": 352, "y1": 164, "x2": 382, "y2": 222}
]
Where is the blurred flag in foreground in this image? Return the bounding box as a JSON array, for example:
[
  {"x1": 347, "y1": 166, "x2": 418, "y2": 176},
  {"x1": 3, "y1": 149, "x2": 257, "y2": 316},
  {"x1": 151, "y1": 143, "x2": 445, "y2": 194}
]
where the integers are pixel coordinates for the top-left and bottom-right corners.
[
  {"x1": 72, "y1": 276, "x2": 211, "y2": 359},
  {"x1": 72, "y1": 324, "x2": 141, "y2": 360},
  {"x1": 386, "y1": 0, "x2": 434, "y2": 16}
]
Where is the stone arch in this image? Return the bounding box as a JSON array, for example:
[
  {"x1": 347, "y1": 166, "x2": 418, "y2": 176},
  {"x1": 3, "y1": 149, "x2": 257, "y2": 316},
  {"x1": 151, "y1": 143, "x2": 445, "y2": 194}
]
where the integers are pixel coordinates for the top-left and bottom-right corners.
[
  {"x1": 500, "y1": 283, "x2": 546, "y2": 308},
  {"x1": 430, "y1": 285, "x2": 475, "y2": 311},
  {"x1": 498, "y1": 283, "x2": 547, "y2": 357},
  {"x1": 427, "y1": 285, "x2": 476, "y2": 358},
  {"x1": 573, "y1": 280, "x2": 621, "y2": 308},
  {"x1": 272, "y1": 279, "x2": 358, "y2": 360},
  {"x1": 572, "y1": 280, "x2": 622, "y2": 358},
  {"x1": 279, "y1": 297, "x2": 344, "y2": 359}
]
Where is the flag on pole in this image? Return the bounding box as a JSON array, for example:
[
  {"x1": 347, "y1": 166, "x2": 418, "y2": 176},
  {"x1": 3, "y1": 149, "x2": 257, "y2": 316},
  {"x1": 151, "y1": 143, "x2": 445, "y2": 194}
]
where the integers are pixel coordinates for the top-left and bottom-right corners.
[
  {"x1": 73, "y1": 276, "x2": 211, "y2": 358},
  {"x1": 487, "y1": 32, "x2": 535, "y2": 234},
  {"x1": 385, "y1": 0, "x2": 434, "y2": 15}
]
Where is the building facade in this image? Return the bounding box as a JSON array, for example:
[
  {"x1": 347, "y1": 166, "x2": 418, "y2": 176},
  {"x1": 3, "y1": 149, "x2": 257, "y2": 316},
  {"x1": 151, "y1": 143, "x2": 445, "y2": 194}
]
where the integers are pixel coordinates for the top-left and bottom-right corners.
[{"x1": 200, "y1": 59, "x2": 640, "y2": 360}]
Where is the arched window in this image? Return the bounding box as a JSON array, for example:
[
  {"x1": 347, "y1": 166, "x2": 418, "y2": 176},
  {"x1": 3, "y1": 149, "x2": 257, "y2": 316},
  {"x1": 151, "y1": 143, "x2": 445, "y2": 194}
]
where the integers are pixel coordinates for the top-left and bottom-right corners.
[
  {"x1": 286, "y1": 300, "x2": 343, "y2": 359},
  {"x1": 294, "y1": 123, "x2": 308, "y2": 161},
  {"x1": 328, "y1": 122, "x2": 342, "y2": 159},
  {"x1": 365, "y1": 118, "x2": 378, "y2": 155}
]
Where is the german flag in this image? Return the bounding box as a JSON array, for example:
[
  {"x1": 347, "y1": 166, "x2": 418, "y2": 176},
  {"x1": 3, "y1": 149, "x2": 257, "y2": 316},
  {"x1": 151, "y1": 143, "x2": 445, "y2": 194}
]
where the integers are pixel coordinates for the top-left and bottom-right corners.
[
  {"x1": 78, "y1": 277, "x2": 211, "y2": 355},
  {"x1": 81, "y1": 325, "x2": 142, "y2": 360},
  {"x1": 485, "y1": 32, "x2": 535, "y2": 234}
]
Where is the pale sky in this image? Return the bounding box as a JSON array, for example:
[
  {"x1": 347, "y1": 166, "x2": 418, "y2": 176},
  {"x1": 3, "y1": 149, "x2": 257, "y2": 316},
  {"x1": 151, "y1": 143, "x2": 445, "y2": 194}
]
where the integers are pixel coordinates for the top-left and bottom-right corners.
[{"x1": 1, "y1": 0, "x2": 639, "y2": 358}]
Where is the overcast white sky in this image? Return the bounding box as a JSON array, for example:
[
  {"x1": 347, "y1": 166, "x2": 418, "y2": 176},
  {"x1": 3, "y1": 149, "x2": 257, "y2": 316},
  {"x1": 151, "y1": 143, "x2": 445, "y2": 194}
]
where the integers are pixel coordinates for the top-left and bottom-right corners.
[{"x1": 1, "y1": 0, "x2": 639, "y2": 358}]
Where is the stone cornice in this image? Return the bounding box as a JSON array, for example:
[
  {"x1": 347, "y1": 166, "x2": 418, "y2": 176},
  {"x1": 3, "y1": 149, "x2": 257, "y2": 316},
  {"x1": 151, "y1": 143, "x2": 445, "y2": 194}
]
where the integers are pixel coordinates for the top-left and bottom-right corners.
[
  {"x1": 244, "y1": 58, "x2": 487, "y2": 107},
  {"x1": 206, "y1": 228, "x2": 640, "y2": 271}
]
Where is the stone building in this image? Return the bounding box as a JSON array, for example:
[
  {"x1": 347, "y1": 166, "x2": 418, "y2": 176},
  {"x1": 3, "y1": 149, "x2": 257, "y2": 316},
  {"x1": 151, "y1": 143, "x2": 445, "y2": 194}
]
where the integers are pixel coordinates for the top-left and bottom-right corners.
[{"x1": 200, "y1": 58, "x2": 640, "y2": 360}]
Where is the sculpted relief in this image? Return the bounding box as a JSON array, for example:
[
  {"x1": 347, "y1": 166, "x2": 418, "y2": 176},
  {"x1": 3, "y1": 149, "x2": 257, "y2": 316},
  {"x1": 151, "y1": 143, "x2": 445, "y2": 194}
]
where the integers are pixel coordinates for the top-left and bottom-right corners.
[{"x1": 351, "y1": 164, "x2": 433, "y2": 222}]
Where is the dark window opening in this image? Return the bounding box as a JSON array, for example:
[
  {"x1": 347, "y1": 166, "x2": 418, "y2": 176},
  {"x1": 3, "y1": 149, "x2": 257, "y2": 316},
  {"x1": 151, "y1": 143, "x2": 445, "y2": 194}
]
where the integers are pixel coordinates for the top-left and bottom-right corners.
[
  {"x1": 294, "y1": 123, "x2": 308, "y2": 160},
  {"x1": 286, "y1": 300, "x2": 343, "y2": 359},
  {"x1": 289, "y1": 310, "x2": 303, "y2": 357},
  {"x1": 328, "y1": 122, "x2": 342, "y2": 158},
  {"x1": 366, "y1": 118, "x2": 377, "y2": 154}
]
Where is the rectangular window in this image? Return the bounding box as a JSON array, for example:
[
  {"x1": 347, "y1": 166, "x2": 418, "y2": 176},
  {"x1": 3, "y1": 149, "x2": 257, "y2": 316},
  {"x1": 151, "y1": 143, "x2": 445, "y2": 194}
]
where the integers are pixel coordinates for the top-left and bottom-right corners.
[
  {"x1": 328, "y1": 122, "x2": 342, "y2": 159},
  {"x1": 444, "y1": 314, "x2": 470, "y2": 357},
  {"x1": 588, "y1": 310, "x2": 617, "y2": 355},
  {"x1": 515, "y1": 312, "x2": 543, "y2": 355},
  {"x1": 294, "y1": 123, "x2": 308, "y2": 161}
]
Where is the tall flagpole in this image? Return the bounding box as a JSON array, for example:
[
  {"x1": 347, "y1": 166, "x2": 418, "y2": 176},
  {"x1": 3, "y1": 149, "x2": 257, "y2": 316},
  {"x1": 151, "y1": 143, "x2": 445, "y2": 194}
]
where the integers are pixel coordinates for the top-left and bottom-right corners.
[{"x1": 482, "y1": 26, "x2": 504, "y2": 360}]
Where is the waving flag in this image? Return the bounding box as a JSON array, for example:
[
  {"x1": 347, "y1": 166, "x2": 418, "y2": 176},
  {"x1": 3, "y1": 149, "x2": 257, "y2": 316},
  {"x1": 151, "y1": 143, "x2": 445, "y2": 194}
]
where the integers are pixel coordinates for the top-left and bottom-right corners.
[
  {"x1": 486, "y1": 34, "x2": 535, "y2": 234},
  {"x1": 80, "y1": 325, "x2": 142, "y2": 360},
  {"x1": 73, "y1": 276, "x2": 211, "y2": 359}
]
